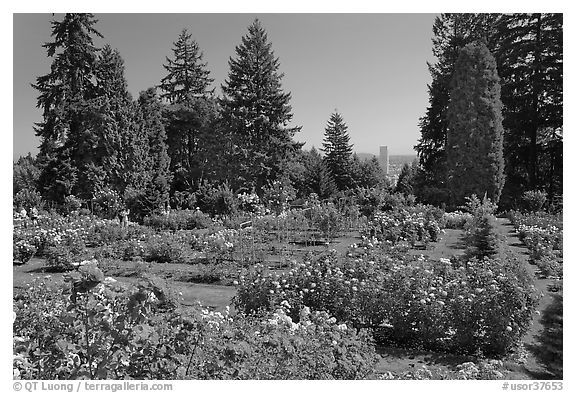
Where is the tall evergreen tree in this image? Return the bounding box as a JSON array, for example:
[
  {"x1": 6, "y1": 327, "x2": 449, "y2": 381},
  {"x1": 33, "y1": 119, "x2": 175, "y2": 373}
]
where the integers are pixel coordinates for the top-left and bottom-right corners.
[
  {"x1": 446, "y1": 40, "x2": 505, "y2": 206},
  {"x1": 160, "y1": 29, "x2": 214, "y2": 104},
  {"x1": 33, "y1": 13, "x2": 103, "y2": 157},
  {"x1": 80, "y1": 44, "x2": 136, "y2": 198},
  {"x1": 321, "y1": 111, "x2": 354, "y2": 190},
  {"x1": 219, "y1": 19, "x2": 302, "y2": 191},
  {"x1": 494, "y1": 14, "x2": 563, "y2": 205},
  {"x1": 160, "y1": 29, "x2": 217, "y2": 195},
  {"x1": 136, "y1": 88, "x2": 172, "y2": 215},
  {"x1": 32, "y1": 13, "x2": 103, "y2": 202},
  {"x1": 415, "y1": 14, "x2": 497, "y2": 204}
]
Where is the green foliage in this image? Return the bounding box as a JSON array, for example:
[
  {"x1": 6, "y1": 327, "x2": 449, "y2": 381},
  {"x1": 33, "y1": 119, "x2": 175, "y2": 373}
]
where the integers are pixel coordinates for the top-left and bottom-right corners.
[
  {"x1": 350, "y1": 155, "x2": 388, "y2": 190},
  {"x1": 144, "y1": 209, "x2": 212, "y2": 230},
  {"x1": 135, "y1": 88, "x2": 172, "y2": 216},
  {"x1": 164, "y1": 96, "x2": 220, "y2": 193},
  {"x1": 395, "y1": 160, "x2": 419, "y2": 196},
  {"x1": 13, "y1": 238, "x2": 37, "y2": 264},
  {"x1": 307, "y1": 203, "x2": 344, "y2": 240},
  {"x1": 261, "y1": 179, "x2": 296, "y2": 213},
  {"x1": 14, "y1": 271, "x2": 377, "y2": 379},
  {"x1": 415, "y1": 14, "x2": 497, "y2": 203},
  {"x1": 160, "y1": 29, "x2": 214, "y2": 104},
  {"x1": 195, "y1": 182, "x2": 238, "y2": 216},
  {"x1": 14, "y1": 189, "x2": 44, "y2": 212},
  {"x1": 447, "y1": 40, "x2": 505, "y2": 206},
  {"x1": 219, "y1": 19, "x2": 301, "y2": 191},
  {"x1": 417, "y1": 14, "x2": 563, "y2": 209},
  {"x1": 495, "y1": 14, "x2": 563, "y2": 206},
  {"x1": 235, "y1": 247, "x2": 538, "y2": 357},
  {"x1": 321, "y1": 112, "x2": 354, "y2": 190},
  {"x1": 520, "y1": 190, "x2": 548, "y2": 212},
  {"x1": 32, "y1": 13, "x2": 103, "y2": 159},
  {"x1": 91, "y1": 188, "x2": 123, "y2": 219},
  {"x1": 13, "y1": 154, "x2": 41, "y2": 197},
  {"x1": 509, "y1": 210, "x2": 562, "y2": 278},
  {"x1": 463, "y1": 195, "x2": 502, "y2": 259},
  {"x1": 145, "y1": 236, "x2": 187, "y2": 264}
]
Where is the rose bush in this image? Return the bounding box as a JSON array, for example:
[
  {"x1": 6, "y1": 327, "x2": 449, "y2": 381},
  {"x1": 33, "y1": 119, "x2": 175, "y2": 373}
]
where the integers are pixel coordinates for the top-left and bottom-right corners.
[
  {"x1": 234, "y1": 243, "x2": 538, "y2": 356},
  {"x1": 14, "y1": 266, "x2": 377, "y2": 379}
]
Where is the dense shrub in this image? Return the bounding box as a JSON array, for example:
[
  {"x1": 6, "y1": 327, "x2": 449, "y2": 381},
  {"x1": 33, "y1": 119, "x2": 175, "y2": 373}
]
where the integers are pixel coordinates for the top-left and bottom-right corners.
[
  {"x1": 364, "y1": 207, "x2": 442, "y2": 246},
  {"x1": 443, "y1": 211, "x2": 473, "y2": 229},
  {"x1": 464, "y1": 213, "x2": 502, "y2": 259},
  {"x1": 171, "y1": 190, "x2": 197, "y2": 210},
  {"x1": 261, "y1": 179, "x2": 296, "y2": 214},
  {"x1": 14, "y1": 189, "x2": 44, "y2": 211},
  {"x1": 44, "y1": 242, "x2": 87, "y2": 272},
  {"x1": 195, "y1": 182, "x2": 238, "y2": 216},
  {"x1": 520, "y1": 190, "x2": 548, "y2": 212},
  {"x1": 144, "y1": 234, "x2": 187, "y2": 264},
  {"x1": 91, "y1": 188, "x2": 123, "y2": 219},
  {"x1": 144, "y1": 209, "x2": 212, "y2": 230},
  {"x1": 13, "y1": 238, "x2": 37, "y2": 264},
  {"x1": 61, "y1": 195, "x2": 83, "y2": 216},
  {"x1": 508, "y1": 211, "x2": 563, "y2": 278},
  {"x1": 234, "y1": 244, "x2": 538, "y2": 356}
]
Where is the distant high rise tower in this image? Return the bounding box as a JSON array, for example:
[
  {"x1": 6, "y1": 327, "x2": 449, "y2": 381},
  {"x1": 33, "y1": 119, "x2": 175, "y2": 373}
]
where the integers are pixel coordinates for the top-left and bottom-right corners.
[{"x1": 379, "y1": 146, "x2": 389, "y2": 175}]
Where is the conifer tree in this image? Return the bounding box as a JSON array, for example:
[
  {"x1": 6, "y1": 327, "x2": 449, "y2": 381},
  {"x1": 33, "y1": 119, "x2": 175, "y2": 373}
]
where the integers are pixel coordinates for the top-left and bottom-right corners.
[
  {"x1": 32, "y1": 13, "x2": 103, "y2": 202},
  {"x1": 160, "y1": 29, "x2": 219, "y2": 194},
  {"x1": 446, "y1": 40, "x2": 505, "y2": 206},
  {"x1": 33, "y1": 13, "x2": 103, "y2": 157},
  {"x1": 321, "y1": 111, "x2": 354, "y2": 190},
  {"x1": 160, "y1": 29, "x2": 214, "y2": 104},
  {"x1": 415, "y1": 14, "x2": 497, "y2": 204},
  {"x1": 81, "y1": 44, "x2": 136, "y2": 198},
  {"x1": 136, "y1": 88, "x2": 172, "y2": 215},
  {"x1": 494, "y1": 13, "x2": 563, "y2": 204},
  {"x1": 220, "y1": 19, "x2": 301, "y2": 191}
]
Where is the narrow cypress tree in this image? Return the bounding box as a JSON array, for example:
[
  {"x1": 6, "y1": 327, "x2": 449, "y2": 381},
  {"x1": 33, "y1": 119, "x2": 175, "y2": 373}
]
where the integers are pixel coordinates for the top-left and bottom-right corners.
[
  {"x1": 415, "y1": 14, "x2": 497, "y2": 204},
  {"x1": 220, "y1": 19, "x2": 301, "y2": 191},
  {"x1": 446, "y1": 40, "x2": 505, "y2": 206},
  {"x1": 134, "y1": 88, "x2": 172, "y2": 216},
  {"x1": 321, "y1": 111, "x2": 354, "y2": 190}
]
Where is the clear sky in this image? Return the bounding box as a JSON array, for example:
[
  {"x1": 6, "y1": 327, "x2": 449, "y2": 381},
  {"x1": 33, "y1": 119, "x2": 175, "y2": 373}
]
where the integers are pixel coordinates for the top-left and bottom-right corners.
[{"x1": 13, "y1": 13, "x2": 439, "y2": 159}]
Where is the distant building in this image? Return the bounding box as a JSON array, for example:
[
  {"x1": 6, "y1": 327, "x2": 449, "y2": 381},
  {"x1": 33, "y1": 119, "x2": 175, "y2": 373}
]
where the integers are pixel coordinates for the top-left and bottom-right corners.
[{"x1": 379, "y1": 146, "x2": 389, "y2": 175}]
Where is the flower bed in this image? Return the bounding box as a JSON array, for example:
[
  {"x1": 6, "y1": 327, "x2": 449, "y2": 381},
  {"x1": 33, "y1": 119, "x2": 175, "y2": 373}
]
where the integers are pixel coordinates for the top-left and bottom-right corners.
[
  {"x1": 508, "y1": 211, "x2": 563, "y2": 278},
  {"x1": 234, "y1": 243, "x2": 538, "y2": 357},
  {"x1": 362, "y1": 206, "x2": 442, "y2": 246},
  {"x1": 13, "y1": 266, "x2": 377, "y2": 380}
]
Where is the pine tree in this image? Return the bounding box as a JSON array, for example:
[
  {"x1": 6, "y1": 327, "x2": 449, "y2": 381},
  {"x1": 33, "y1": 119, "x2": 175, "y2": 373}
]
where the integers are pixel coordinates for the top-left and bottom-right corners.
[
  {"x1": 219, "y1": 19, "x2": 302, "y2": 191},
  {"x1": 321, "y1": 111, "x2": 354, "y2": 190},
  {"x1": 446, "y1": 40, "x2": 505, "y2": 206},
  {"x1": 32, "y1": 13, "x2": 103, "y2": 202},
  {"x1": 160, "y1": 29, "x2": 214, "y2": 104},
  {"x1": 494, "y1": 14, "x2": 563, "y2": 205}
]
